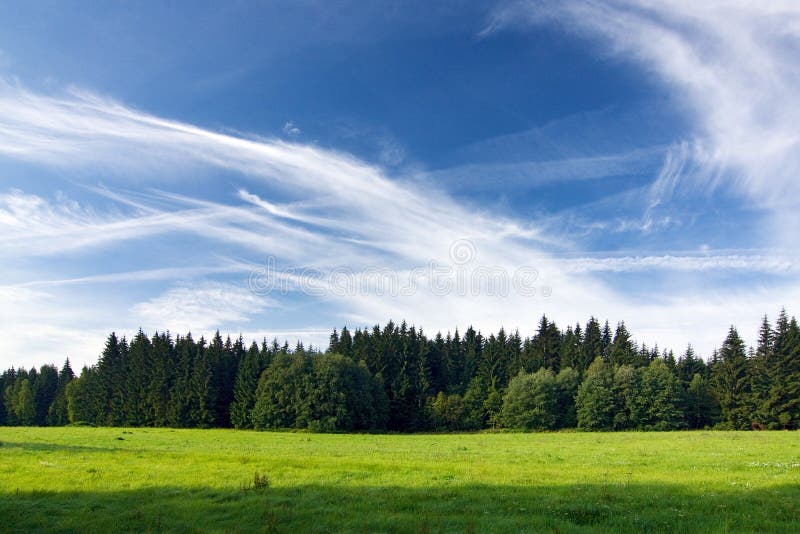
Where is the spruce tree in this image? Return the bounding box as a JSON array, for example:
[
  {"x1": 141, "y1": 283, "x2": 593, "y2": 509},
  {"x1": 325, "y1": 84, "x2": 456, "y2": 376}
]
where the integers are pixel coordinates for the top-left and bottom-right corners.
[
  {"x1": 767, "y1": 312, "x2": 800, "y2": 428},
  {"x1": 125, "y1": 329, "x2": 152, "y2": 425},
  {"x1": 676, "y1": 345, "x2": 706, "y2": 386},
  {"x1": 555, "y1": 367, "x2": 580, "y2": 428},
  {"x1": 711, "y1": 327, "x2": 751, "y2": 429},
  {"x1": 47, "y1": 358, "x2": 75, "y2": 426},
  {"x1": 147, "y1": 332, "x2": 174, "y2": 426},
  {"x1": 96, "y1": 333, "x2": 127, "y2": 426},
  {"x1": 748, "y1": 316, "x2": 773, "y2": 426},
  {"x1": 33, "y1": 364, "x2": 59, "y2": 425},
  {"x1": 608, "y1": 322, "x2": 636, "y2": 366},
  {"x1": 582, "y1": 318, "x2": 603, "y2": 373},
  {"x1": 685, "y1": 373, "x2": 718, "y2": 429},
  {"x1": 230, "y1": 341, "x2": 263, "y2": 429},
  {"x1": 189, "y1": 337, "x2": 216, "y2": 428},
  {"x1": 0, "y1": 370, "x2": 8, "y2": 425}
]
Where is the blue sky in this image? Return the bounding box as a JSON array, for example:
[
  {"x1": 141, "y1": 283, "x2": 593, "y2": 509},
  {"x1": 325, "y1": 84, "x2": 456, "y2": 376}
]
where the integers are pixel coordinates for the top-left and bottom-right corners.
[{"x1": 1, "y1": 1, "x2": 799, "y2": 369}]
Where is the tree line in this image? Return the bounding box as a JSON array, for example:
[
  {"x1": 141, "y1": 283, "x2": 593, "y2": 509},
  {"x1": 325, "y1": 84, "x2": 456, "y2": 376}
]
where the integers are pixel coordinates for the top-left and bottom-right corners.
[{"x1": 2, "y1": 309, "x2": 798, "y2": 431}]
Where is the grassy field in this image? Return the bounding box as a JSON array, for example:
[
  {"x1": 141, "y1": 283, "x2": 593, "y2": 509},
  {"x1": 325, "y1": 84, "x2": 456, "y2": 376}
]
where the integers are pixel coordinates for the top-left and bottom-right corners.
[{"x1": 0, "y1": 428, "x2": 798, "y2": 533}]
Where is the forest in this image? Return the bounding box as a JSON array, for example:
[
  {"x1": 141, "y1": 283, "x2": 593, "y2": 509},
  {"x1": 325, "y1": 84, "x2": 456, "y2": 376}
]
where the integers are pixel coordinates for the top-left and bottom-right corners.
[{"x1": 2, "y1": 309, "x2": 798, "y2": 432}]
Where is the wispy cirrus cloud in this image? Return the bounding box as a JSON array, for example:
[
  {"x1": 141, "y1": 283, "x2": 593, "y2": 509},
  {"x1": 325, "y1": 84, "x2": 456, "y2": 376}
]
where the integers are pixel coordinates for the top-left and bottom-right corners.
[
  {"x1": 0, "y1": 76, "x2": 797, "y2": 368},
  {"x1": 421, "y1": 146, "x2": 665, "y2": 192},
  {"x1": 556, "y1": 254, "x2": 796, "y2": 274},
  {"x1": 483, "y1": 0, "x2": 800, "y2": 245}
]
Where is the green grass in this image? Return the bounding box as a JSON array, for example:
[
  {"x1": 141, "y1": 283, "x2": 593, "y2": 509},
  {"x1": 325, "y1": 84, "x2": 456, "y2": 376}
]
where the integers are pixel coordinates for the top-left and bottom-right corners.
[{"x1": 0, "y1": 428, "x2": 798, "y2": 533}]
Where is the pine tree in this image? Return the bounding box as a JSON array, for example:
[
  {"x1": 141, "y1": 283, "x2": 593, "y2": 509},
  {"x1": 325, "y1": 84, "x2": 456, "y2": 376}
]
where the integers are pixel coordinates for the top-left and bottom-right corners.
[
  {"x1": 96, "y1": 333, "x2": 127, "y2": 426},
  {"x1": 189, "y1": 337, "x2": 216, "y2": 428},
  {"x1": 767, "y1": 312, "x2": 800, "y2": 428},
  {"x1": 462, "y1": 376, "x2": 488, "y2": 429},
  {"x1": 3, "y1": 368, "x2": 21, "y2": 425},
  {"x1": 582, "y1": 318, "x2": 603, "y2": 373},
  {"x1": 676, "y1": 345, "x2": 706, "y2": 386},
  {"x1": 339, "y1": 327, "x2": 353, "y2": 358},
  {"x1": 33, "y1": 364, "x2": 59, "y2": 425},
  {"x1": 601, "y1": 320, "x2": 612, "y2": 360},
  {"x1": 329, "y1": 329, "x2": 340, "y2": 354},
  {"x1": 0, "y1": 370, "x2": 9, "y2": 425},
  {"x1": 555, "y1": 367, "x2": 580, "y2": 428},
  {"x1": 230, "y1": 341, "x2": 263, "y2": 429},
  {"x1": 147, "y1": 332, "x2": 174, "y2": 426},
  {"x1": 711, "y1": 327, "x2": 751, "y2": 429},
  {"x1": 125, "y1": 329, "x2": 152, "y2": 425},
  {"x1": 608, "y1": 322, "x2": 636, "y2": 366},
  {"x1": 47, "y1": 358, "x2": 75, "y2": 426},
  {"x1": 685, "y1": 373, "x2": 717, "y2": 429},
  {"x1": 748, "y1": 316, "x2": 773, "y2": 427},
  {"x1": 66, "y1": 367, "x2": 98, "y2": 424},
  {"x1": 167, "y1": 334, "x2": 196, "y2": 427},
  {"x1": 559, "y1": 326, "x2": 583, "y2": 373}
]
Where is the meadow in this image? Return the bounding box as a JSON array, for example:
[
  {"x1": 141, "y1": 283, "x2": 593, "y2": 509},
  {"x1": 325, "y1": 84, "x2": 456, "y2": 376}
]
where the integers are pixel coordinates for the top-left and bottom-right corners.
[{"x1": 0, "y1": 428, "x2": 798, "y2": 533}]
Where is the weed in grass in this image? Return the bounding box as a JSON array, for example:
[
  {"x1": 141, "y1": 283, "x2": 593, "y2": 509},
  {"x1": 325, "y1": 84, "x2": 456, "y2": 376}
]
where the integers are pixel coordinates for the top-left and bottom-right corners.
[
  {"x1": 253, "y1": 471, "x2": 271, "y2": 490},
  {"x1": 242, "y1": 471, "x2": 271, "y2": 492}
]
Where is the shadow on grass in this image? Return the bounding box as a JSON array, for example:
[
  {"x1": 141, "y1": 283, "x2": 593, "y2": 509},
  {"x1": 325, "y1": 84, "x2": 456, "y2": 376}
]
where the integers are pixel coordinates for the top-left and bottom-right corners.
[
  {"x1": 2, "y1": 481, "x2": 798, "y2": 533},
  {"x1": 0, "y1": 441, "x2": 131, "y2": 454}
]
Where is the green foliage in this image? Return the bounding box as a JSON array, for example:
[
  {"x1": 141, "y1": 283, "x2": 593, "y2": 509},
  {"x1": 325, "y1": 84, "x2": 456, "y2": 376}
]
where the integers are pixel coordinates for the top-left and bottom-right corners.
[
  {"x1": 554, "y1": 367, "x2": 579, "y2": 428},
  {"x1": 767, "y1": 312, "x2": 800, "y2": 429},
  {"x1": 637, "y1": 359, "x2": 685, "y2": 430},
  {"x1": 12, "y1": 379, "x2": 36, "y2": 426},
  {"x1": 612, "y1": 364, "x2": 641, "y2": 430},
  {"x1": 711, "y1": 327, "x2": 750, "y2": 429},
  {"x1": 4, "y1": 308, "x2": 800, "y2": 434},
  {"x1": 47, "y1": 359, "x2": 74, "y2": 426},
  {"x1": 230, "y1": 342, "x2": 264, "y2": 429},
  {"x1": 685, "y1": 374, "x2": 718, "y2": 429},
  {"x1": 252, "y1": 352, "x2": 387, "y2": 432},
  {"x1": 500, "y1": 369, "x2": 557, "y2": 430},
  {"x1": 608, "y1": 322, "x2": 637, "y2": 366},
  {"x1": 576, "y1": 358, "x2": 616, "y2": 431},
  {"x1": 251, "y1": 351, "x2": 313, "y2": 429},
  {"x1": 429, "y1": 392, "x2": 467, "y2": 430},
  {"x1": 66, "y1": 368, "x2": 97, "y2": 424}
]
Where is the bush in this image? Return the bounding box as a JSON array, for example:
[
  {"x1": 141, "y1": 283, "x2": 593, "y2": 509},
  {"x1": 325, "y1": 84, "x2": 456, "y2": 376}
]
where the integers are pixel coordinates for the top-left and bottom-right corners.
[{"x1": 500, "y1": 368, "x2": 557, "y2": 430}]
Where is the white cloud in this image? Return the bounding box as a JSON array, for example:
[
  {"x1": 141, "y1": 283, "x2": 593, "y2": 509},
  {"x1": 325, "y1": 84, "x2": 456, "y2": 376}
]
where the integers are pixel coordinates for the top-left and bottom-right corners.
[
  {"x1": 282, "y1": 120, "x2": 301, "y2": 137},
  {"x1": 131, "y1": 281, "x2": 275, "y2": 333},
  {"x1": 421, "y1": 146, "x2": 665, "y2": 191},
  {"x1": 557, "y1": 254, "x2": 796, "y2": 274},
  {"x1": 0, "y1": 78, "x2": 797, "y2": 365},
  {"x1": 484, "y1": 0, "x2": 800, "y2": 244}
]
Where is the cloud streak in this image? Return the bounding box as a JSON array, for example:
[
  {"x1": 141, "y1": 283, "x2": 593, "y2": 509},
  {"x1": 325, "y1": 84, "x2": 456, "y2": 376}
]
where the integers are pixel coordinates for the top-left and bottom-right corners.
[
  {"x1": 484, "y1": 0, "x2": 800, "y2": 244},
  {"x1": 0, "y1": 75, "x2": 797, "y2": 367}
]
